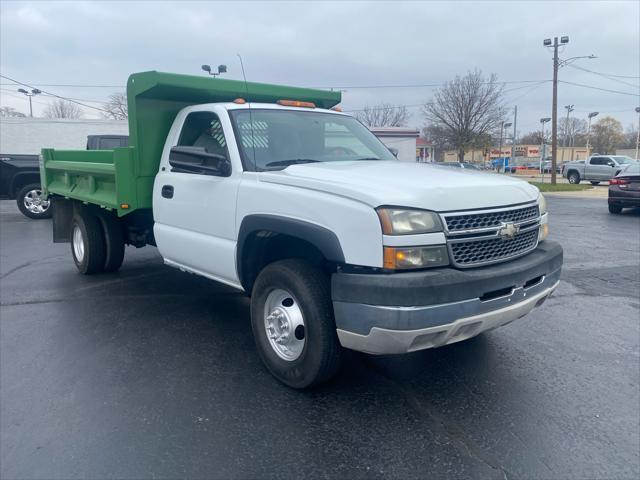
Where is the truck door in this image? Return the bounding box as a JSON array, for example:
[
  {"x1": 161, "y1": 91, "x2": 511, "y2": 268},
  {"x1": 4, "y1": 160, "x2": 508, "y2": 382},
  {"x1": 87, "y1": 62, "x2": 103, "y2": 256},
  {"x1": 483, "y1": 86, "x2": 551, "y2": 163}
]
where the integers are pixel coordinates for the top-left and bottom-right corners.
[
  {"x1": 587, "y1": 157, "x2": 610, "y2": 181},
  {"x1": 153, "y1": 108, "x2": 242, "y2": 288}
]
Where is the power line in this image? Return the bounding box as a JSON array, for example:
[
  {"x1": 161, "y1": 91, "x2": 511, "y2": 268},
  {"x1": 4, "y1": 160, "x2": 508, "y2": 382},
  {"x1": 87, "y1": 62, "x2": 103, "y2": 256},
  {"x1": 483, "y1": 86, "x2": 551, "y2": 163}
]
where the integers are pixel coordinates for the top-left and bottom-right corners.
[
  {"x1": 0, "y1": 79, "x2": 551, "y2": 90},
  {"x1": 558, "y1": 80, "x2": 639, "y2": 96},
  {"x1": 311, "y1": 79, "x2": 551, "y2": 89},
  {"x1": 565, "y1": 66, "x2": 639, "y2": 79},
  {"x1": 0, "y1": 75, "x2": 112, "y2": 114},
  {"x1": 566, "y1": 64, "x2": 640, "y2": 88},
  {"x1": 0, "y1": 82, "x2": 123, "y2": 88}
]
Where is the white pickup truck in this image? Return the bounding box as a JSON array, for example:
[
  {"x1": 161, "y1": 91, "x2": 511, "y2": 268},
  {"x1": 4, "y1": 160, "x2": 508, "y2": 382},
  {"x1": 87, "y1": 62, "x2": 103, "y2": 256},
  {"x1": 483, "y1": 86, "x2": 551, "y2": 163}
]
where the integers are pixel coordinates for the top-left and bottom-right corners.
[{"x1": 42, "y1": 71, "x2": 563, "y2": 388}]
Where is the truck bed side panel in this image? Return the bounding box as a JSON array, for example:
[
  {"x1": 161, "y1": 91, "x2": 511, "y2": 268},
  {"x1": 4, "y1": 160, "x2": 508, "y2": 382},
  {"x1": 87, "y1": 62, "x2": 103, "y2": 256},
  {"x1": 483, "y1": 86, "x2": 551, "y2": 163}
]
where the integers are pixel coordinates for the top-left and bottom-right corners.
[{"x1": 41, "y1": 147, "x2": 142, "y2": 217}]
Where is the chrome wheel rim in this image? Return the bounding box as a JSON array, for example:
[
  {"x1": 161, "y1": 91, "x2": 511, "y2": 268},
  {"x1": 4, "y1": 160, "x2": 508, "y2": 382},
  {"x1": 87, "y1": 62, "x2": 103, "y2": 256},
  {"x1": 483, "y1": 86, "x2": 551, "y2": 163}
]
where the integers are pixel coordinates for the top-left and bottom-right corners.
[
  {"x1": 264, "y1": 288, "x2": 305, "y2": 361},
  {"x1": 23, "y1": 189, "x2": 50, "y2": 215},
  {"x1": 72, "y1": 225, "x2": 85, "y2": 262}
]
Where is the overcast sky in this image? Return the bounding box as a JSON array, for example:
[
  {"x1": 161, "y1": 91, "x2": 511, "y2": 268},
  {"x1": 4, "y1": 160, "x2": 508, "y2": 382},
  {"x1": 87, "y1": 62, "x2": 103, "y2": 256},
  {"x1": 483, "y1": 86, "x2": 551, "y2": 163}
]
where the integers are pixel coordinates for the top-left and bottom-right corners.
[{"x1": 1, "y1": 0, "x2": 639, "y2": 137}]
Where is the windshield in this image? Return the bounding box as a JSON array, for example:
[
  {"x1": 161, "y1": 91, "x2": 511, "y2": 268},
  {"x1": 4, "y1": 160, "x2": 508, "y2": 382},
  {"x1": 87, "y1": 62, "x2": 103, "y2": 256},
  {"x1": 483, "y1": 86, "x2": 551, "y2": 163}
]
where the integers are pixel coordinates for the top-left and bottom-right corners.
[
  {"x1": 613, "y1": 156, "x2": 635, "y2": 165},
  {"x1": 229, "y1": 109, "x2": 396, "y2": 170}
]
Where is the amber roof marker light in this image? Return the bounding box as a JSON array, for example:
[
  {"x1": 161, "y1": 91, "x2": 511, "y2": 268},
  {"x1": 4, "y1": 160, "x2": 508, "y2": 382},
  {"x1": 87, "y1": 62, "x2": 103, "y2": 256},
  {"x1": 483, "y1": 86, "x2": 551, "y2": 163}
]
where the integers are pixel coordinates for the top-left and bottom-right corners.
[{"x1": 277, "y1": 100, "x2": 316, "y2": 108}]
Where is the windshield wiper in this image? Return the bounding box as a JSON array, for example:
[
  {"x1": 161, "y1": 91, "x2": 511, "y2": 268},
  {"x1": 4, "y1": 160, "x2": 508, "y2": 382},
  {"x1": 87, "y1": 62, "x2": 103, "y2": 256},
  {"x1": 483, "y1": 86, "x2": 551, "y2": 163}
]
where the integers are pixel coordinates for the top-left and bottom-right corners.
[
  {"x1": 353, "y1": 157, "x2": 382, "y2": 161},
  {"x1": 265, "y1": 159, "x2": 322, "y2": 167}
]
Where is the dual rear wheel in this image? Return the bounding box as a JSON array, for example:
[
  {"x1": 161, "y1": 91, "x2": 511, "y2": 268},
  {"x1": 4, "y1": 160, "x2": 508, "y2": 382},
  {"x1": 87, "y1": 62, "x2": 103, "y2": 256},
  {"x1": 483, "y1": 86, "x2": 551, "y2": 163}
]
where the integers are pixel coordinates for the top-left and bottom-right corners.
[{"x1": 70, "y1": 210, "x2": 125, "y2": 274}]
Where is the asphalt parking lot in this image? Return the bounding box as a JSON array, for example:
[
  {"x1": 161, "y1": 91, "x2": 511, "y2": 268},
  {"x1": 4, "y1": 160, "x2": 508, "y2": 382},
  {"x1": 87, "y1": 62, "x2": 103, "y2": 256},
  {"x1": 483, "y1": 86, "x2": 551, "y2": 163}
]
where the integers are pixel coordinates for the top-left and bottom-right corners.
[{"x1": 1, "y1": 197, "x2": 639, "y2": 479}]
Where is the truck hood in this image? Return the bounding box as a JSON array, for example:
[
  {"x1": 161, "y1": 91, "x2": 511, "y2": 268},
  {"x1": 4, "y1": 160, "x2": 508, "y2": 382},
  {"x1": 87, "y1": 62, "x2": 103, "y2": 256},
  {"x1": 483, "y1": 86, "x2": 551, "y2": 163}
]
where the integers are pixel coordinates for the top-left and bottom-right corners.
[{"x1": 259, "y1": 161, "x2": 539, "y2": 212}]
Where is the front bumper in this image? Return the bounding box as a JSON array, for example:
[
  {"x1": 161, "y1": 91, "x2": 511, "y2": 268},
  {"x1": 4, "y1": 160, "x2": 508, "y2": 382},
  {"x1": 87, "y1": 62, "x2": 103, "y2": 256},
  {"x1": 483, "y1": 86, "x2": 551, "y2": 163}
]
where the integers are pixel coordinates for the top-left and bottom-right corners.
[{"x1": 332, "y1": 241, "x2": 563, "y2": 354}]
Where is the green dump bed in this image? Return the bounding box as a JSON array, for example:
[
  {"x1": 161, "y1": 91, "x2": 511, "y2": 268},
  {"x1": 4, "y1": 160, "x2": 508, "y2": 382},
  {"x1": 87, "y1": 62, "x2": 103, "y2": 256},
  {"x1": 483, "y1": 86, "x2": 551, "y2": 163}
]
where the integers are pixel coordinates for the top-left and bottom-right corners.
[{"x1": 41, "y1": 70, "x2": 341, "y2": 217}]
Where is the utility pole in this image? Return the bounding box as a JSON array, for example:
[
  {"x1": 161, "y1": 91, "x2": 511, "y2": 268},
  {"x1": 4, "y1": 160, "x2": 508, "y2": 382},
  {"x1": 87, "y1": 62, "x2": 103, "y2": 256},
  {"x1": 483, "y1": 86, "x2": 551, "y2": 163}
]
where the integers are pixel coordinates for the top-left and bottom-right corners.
[
  {"x1": 543, "y1": 35, "x2": 569, "y2": 184},
  {"x1": 551, "y1": 38, "x2": 560, "y2": 184},
  {"x1": 511, "y1": 106, "x2": 518, "y2": 168}
]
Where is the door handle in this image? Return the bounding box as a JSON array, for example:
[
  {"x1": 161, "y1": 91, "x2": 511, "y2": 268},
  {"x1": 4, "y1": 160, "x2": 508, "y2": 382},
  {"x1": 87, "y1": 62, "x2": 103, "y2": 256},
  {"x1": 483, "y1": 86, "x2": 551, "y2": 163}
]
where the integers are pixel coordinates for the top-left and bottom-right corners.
[{"x1": 161, "y1": 185, "x2": 174, "y2": 199}]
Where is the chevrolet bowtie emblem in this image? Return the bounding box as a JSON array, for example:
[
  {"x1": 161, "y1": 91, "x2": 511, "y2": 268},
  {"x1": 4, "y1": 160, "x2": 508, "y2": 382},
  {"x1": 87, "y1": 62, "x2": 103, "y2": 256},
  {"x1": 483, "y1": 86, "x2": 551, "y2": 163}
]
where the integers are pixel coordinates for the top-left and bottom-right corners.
[{"x1": 498, "y1": 221, "x2": 520, "y2": 240}]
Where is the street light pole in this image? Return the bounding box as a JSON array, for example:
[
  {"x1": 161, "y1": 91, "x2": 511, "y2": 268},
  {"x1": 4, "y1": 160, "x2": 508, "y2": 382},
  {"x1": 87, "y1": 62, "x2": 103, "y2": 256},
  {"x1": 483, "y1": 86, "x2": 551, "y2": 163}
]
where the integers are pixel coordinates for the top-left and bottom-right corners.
[
  {"x1": 585, "y1": 111, "x2": 598, "y2": 160},
  {"x1": 543, "y1": 36, "x2": 595, "y2": 183},
  {"x1": 17, "y1": 88, "x2": 41, "y2": 117},
  {"x1": 539, "y1": 117, "x2": 551, "y2": 181},
  {"x1": 511, "y1": 106, "x2": 518, "y2": 170},
  {"x1": 543, "y1": 35, "x2": 569, "y2": 184},
  {"x1": 499, "y1": 121, "x2": 512, "y2": 173},
  {"x1": 562, "y1": 104, "x2": 574, "y2": 162},
  {"x1": 635, "y1": 107, "x2": 640, "y2": 160}
]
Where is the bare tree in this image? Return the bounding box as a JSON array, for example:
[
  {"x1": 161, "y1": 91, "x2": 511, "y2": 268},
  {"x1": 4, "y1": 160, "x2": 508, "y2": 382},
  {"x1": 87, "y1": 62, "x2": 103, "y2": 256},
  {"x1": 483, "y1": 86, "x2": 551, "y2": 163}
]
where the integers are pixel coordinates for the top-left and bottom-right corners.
[
  {"x1": 422, "y1": 70, "x2": 506, "y2": 161},
  {"x1": 620, "y1": 123, "x2": 639, "y2": 149},
  {"x1": 102, "y1": 92, "x2": 128, "y2": 120},
  {"x1": 591, "y1": 116, "x2": 624, "y2": 154},
  {"x1": 0, "y1": 106, "x2": 26, "y2": 118},
  {"x1": 44, "y1": 99, "x2": 82, "y2": 119},
  {"x1": 355, "y1": 103, "x2": 409, "y2": 127},
  {"x1": 559, "y1": 117, "x2": 588, "y2": 147}
]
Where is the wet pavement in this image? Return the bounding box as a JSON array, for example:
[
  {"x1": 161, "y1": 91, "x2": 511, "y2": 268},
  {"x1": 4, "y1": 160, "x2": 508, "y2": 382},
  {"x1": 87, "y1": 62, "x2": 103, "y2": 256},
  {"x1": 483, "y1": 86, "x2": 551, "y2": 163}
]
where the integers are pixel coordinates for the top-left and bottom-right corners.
[{"x1": 1, "y1": 198, "x2": 639, "y2": 479}]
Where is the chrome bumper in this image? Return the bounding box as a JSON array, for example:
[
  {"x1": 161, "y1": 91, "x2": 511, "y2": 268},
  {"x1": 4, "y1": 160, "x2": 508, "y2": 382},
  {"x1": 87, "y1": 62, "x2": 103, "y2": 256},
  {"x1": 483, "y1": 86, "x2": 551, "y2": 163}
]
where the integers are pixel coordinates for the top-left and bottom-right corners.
[
  {"x1": 332, "y1": 241, "x2": 563, "y2": 355},
  {"x1": 336, "y1": 279, "x2": 559, "y2": 355}
]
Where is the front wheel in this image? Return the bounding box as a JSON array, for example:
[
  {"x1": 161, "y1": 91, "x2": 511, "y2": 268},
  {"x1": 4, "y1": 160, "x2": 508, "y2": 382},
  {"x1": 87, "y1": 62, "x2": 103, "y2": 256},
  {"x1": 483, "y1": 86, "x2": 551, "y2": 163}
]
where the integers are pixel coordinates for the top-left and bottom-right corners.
[
  {"x1": 16, "y1": 183, "x2": 51, "y2": 219},
  {"x1": 568, "y1": 172, "x2": 580, "y2": 184},
  {"x1": 250, "y1": 259, "x2": 343, "y2": 389}
]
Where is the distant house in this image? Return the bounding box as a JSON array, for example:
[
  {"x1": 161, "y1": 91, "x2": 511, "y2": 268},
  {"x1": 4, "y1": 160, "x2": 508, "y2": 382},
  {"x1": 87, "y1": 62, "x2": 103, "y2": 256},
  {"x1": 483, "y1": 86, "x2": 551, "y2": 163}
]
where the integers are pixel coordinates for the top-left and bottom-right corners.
[{"x1": 369, "y1": 127, "x2": 420, "y2": 162}]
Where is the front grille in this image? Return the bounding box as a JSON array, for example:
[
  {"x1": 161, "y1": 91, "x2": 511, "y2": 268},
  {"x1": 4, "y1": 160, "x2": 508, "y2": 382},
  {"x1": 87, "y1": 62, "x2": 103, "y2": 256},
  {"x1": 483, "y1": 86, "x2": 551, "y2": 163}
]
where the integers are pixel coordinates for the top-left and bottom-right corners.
[
  {"x1": 445, "y1": 205, "x2": 539, "y2": 232},
  {"x1": 449, "y1": 228, "x2": 539, "y2": 267}
]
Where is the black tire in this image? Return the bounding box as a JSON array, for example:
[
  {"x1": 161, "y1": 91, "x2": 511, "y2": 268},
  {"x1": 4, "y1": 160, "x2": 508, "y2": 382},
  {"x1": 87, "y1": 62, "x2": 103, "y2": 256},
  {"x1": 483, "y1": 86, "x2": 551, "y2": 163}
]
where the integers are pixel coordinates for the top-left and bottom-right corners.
[
  {"x1": 608, "y1": 204, "x2": 623, "y2": 214},
  {"x1": 70, "y1": 211, "x2": 106, "y2": 274},
  {"x1": 16, "y1": 183, "x2": 52, "y2": 219},
  {"x1": 98, "y1": 212, "x2": 125, "y2": 272},
  {"x1": 590, "y1": 181, "x2": 600, "y2": 186},
  {"x1": 250, "y1": 259, "x2": 343, "y2": 389},
  {"x1": 568, "y1": 171, "x2": 580, "y2": 184}
]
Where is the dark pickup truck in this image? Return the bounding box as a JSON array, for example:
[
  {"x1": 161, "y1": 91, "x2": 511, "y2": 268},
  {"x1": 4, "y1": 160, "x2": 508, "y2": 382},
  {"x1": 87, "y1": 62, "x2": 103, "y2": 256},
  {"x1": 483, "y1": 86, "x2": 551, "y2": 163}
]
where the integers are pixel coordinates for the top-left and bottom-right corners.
[{"x1": 1, "y1": 135, "x2": 129, "y2": 219}]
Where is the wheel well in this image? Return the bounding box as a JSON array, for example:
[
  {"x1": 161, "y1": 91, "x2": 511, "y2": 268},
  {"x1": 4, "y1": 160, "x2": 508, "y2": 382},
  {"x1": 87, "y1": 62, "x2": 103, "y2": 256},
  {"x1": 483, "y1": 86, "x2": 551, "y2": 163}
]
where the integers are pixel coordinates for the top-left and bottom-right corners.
[
  {"x1": 11, "y1": 173, "x2": 40, "y2": 198},
  {"x1": 567, "y1": 169, "x2": 580, "y2": 177},
  {"x1": 239, "y1": 231, "x2": 332, "y2": 293}
]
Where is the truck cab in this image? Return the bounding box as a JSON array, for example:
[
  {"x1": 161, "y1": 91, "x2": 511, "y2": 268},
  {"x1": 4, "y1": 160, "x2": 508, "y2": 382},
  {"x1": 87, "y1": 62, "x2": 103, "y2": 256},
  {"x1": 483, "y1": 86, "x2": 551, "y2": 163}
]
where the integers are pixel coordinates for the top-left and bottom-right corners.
[{"x1": 41, "y1": 71, "x2": 563, "y2": 388}]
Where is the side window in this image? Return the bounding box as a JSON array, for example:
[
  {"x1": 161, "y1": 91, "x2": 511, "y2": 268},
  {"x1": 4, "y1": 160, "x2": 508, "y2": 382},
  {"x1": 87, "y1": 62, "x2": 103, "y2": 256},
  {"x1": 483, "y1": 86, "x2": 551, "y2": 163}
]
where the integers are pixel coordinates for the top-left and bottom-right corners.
[
  {"x1": 178, "y1": 111, "x2": 228, "y2": 160},
  {"x1": 590, "y1": 157, "x2": 605, "y2": 165},
  {"x1": 99, "y1": 138, "x2": 124, "y2": 150}
]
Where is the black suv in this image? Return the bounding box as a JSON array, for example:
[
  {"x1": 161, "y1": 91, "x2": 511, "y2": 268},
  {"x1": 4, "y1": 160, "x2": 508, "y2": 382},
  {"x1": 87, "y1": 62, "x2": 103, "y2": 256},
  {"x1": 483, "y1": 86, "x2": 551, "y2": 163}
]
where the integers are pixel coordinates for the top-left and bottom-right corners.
[{"x1": 1, "y1": 134, "x2": 129, "y2": 219}]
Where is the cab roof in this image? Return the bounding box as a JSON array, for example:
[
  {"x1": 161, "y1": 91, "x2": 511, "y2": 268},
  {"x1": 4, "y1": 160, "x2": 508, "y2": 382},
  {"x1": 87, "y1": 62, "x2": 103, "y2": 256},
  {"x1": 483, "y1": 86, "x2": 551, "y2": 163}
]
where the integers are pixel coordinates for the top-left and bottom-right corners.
[{"x1": 125, "y1": 71, "x2": 341, "y2": 180}]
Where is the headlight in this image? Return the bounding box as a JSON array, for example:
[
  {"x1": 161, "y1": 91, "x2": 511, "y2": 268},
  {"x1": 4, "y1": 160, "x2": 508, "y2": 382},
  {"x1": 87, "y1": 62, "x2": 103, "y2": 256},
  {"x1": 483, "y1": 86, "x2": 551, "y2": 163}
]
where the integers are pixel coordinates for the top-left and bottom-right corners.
[
  {"x1": 377, "y1": 208, "x2": 442, "y2": 235},
  {"x1": 537, "y1": 193, "x2": 547, "y2": 215},
  {"x1": 383, "y1": 245, "x2": 449, "y2": 269}
]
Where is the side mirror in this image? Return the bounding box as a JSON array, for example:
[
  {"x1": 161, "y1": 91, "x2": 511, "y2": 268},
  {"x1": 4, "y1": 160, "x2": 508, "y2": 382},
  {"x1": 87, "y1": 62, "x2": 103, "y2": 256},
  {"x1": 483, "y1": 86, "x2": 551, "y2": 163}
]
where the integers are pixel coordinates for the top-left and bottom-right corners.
[
  {"x1": 607, "y1": 161, "x2": 615, "y2": 167},
  {"x1": 169, "y1": 146, "x2": 231, "y2": 176}
]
